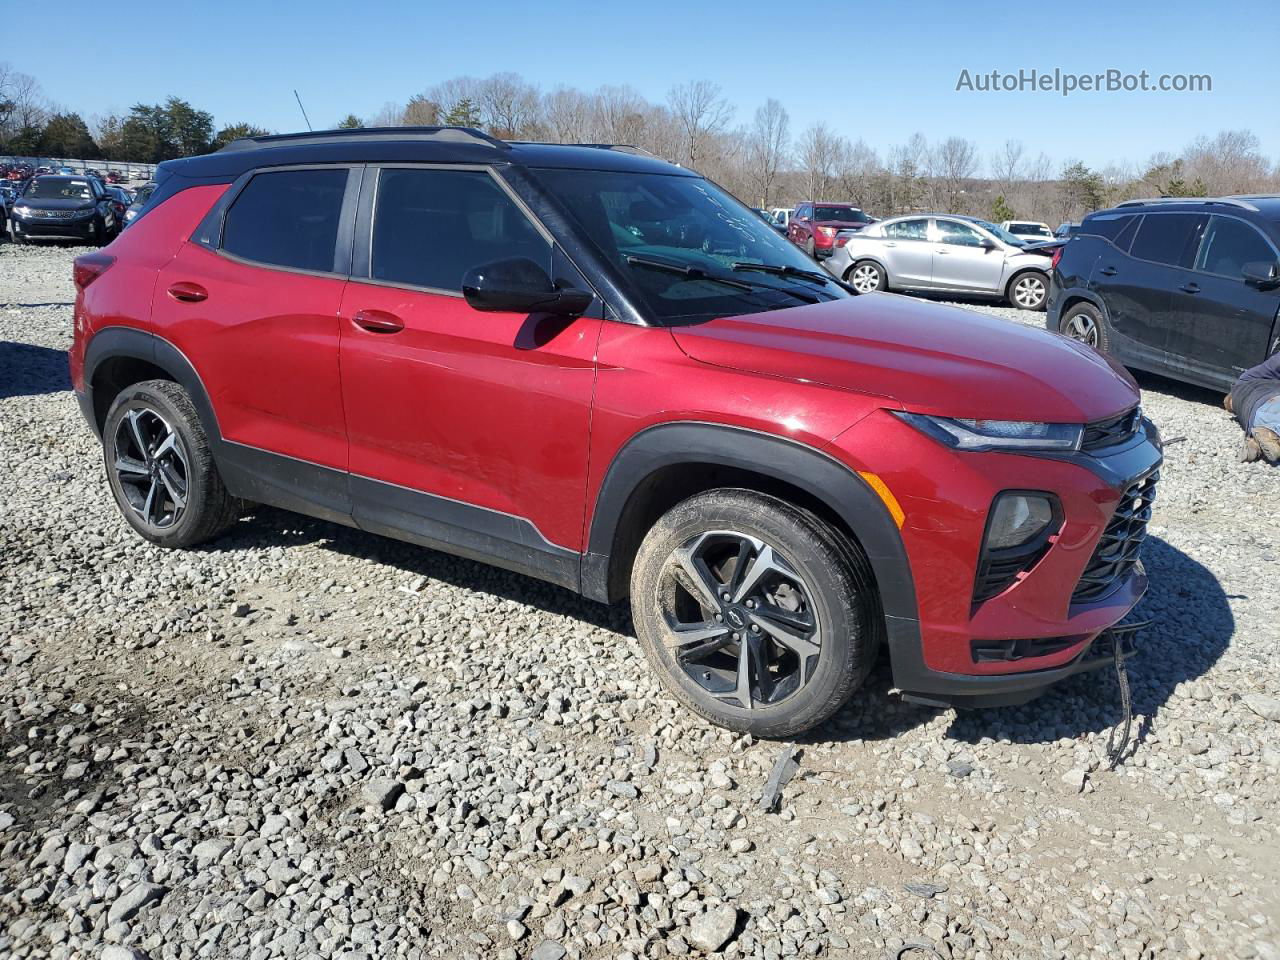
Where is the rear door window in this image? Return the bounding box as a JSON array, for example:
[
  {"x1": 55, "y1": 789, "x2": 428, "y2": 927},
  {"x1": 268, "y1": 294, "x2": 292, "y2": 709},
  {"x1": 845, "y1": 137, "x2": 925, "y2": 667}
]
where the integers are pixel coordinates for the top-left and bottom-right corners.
[
  {"x1": 883, "y1": 218, "x2": 929, "y2": 240},
  {"x1": 1080, "y1": 214, "x2": 1135, "y2": 243},
  {"x1": 1129, "y1": 213, "x2": 1207, "y2": 268},
  {"x1": 369, "y1": 168, "x2": 549, "y2": 292},
  {"x1": 1193, "y1": 215, "x2": 1276, "y2": 277},
  {"x1": 221, "y1": 168, "x2": 349, "y2": 273}
]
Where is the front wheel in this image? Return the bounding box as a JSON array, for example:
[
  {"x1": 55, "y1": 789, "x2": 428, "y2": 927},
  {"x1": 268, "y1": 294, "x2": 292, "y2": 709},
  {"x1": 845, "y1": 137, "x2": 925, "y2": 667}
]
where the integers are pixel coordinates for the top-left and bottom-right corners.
[
  {"x1": 1060, "y1": 301, "x2": 1111, "y2": 353},
  {"x1": 630, "y1": 489, "x2": 877, "y2": 738},
  {"x1": 102, "y1": 380, "x2": 242, "y2": 548},
  {"x1": 845, "y1": 260, "x2": 888, "y2": 294},
  {"x1": 1007, "y1": 270, "x2": 1048, "y2": 311}
]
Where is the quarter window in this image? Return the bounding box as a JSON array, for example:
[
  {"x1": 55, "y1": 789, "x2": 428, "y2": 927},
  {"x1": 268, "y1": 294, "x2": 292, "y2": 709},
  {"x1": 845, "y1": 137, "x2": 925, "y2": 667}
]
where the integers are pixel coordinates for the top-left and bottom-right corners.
[
  {"x1": 1194, "y1": 216, "x2": 1275, "y2": 277},
  {"x1": 221, "y1": 168, "x2": 348, "y2": 273},
  {"x1": 1079, "y1": 214, "x2": 1135, "y2": 243},
  {"x1": 883, "y1": 218, "x2": 928, "y2": 240},
  {"x1": 370, "y1": 169, "x2": 548, "y2": 292},
  {"x1": 1128, "y1": 213, "x2": 1207, "y2": 268}
]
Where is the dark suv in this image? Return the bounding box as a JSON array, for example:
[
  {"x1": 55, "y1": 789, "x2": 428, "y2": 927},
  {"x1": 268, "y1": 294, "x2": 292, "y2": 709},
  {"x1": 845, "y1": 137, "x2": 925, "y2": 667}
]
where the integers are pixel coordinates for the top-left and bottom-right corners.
[
  {"x1": 1048, "y1": 196, "x2": 1280, "y2": 391},
  {"x1": 70, "y1": 127, "x2": 1162, "y2": 736},
  {"x1": 10, "y1": 174, "x2": 119, "y2": 244}
]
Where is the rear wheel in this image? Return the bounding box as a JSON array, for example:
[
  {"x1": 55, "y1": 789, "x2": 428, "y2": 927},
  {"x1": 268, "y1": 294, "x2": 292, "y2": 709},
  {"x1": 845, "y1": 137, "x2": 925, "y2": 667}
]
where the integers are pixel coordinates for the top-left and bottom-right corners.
[
  {"x1": 103, "y1": 380, "x2": 242, "y2": 548},
  {"x1": 1007, "y1": 270, "x2": 1048, "y2": 311},
  {"x1": 846, "y1": 260, "x2": 887, "y2": 294},
  {"x1": 1060, "y1": 300, "x2": 1111, "y2": 353},
  {"x1": 630, "y1": 489, "x2": 877, "y2": 737}
]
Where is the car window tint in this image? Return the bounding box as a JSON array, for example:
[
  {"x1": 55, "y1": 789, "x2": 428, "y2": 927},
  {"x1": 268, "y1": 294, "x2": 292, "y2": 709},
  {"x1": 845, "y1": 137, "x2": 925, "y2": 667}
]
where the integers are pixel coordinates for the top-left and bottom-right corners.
[
  {"x1": 883, "y1": 219, "x2": 928, "y2": 240},
  {"x1": 1129, "y1": 213, "x2": 1206, "y2": 268},
  {"x1": 222, "y1": 169, "x2": 347, "y2": 273},
  {"x1": 1079, "y1": 214, "x2": 1135, "y2": 242},
  {"x1": 370, "y1": 169, "x2": 549, "y2": 292},
  {"x1": 934, "y1": 220, "x2": 984, "y2": 247},
  {"x1": 1195, "y1": 216, "x2": 1275, "y2": 277}
]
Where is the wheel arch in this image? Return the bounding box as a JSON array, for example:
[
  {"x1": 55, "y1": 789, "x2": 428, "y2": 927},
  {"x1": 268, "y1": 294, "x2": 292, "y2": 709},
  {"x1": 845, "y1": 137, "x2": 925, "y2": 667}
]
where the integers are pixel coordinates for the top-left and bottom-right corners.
[
  {"x1": 1052, "y1": 286, "x2": 1109, "y2": 334},
  {"x1": 843, "y1": 254, "x2": 889, "y2": 281},
  {"x1": 583, "y1": 422, "x2": 919, "y2": 633},
  {"x1": 82, "y1": 326, "x2": 221, "y2": 442}
]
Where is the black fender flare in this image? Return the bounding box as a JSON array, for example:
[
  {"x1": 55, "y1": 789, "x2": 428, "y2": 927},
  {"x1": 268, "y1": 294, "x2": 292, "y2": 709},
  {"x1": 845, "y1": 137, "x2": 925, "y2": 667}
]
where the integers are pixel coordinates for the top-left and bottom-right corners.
[
  {"x1": 582, "y1": 421, "x2": 920, "y2": 636},
  {"x1": 1051, "y1": 286, "x2": 1109, "y2": 333},
  {"x1": 81, "y1": 326, "x2": 222, "y2": 441}
]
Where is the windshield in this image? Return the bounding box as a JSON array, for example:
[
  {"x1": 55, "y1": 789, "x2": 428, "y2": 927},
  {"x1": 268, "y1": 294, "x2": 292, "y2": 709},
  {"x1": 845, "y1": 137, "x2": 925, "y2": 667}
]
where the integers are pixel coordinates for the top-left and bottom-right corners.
[
  {"x1": 972, "y1": 218, "x2": 1026, "y2": 246},
  {"x1": 24, "y1": 177, "x2": 93, "y2": 201},
  {"x1": 534, "y1": 168, "x2": 848, "y2": 326},
  {"x1": 814, "y1": 205, "x2": 870, "y2": 224},
  {"x1": 1009, "y1": 222, "x2": 1050, "y2": 235}
]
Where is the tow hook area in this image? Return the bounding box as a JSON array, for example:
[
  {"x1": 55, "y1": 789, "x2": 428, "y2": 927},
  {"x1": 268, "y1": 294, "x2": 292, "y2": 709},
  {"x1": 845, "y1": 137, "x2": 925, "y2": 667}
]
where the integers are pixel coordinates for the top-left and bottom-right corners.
[{"x1": 1097, "y1": 618, "x2": 1150, "y2": 769}]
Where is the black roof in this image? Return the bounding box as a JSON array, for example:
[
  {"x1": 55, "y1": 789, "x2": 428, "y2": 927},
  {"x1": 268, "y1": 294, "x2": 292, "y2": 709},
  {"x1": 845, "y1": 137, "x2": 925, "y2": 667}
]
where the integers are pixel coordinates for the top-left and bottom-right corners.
[
  {"x1": 1100, "y1": 195, "x2": 1280, "y2": 218},
  {"x1": 158, "y1": 126, "x2": 695, "y2": 183}
]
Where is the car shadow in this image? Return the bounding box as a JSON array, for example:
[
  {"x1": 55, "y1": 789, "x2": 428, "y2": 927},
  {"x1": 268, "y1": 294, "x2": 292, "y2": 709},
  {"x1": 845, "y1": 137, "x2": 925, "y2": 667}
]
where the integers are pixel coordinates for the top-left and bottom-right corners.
[
  {"x1": 204, "y1": 513, "x2": 1230, "y2": 748},
  {"x1": 1132, "y1": 368, "x2": 1229, "y2": 408},
  {"x1": 0, "y1": 341, "x2": 70, "y2": 399}
]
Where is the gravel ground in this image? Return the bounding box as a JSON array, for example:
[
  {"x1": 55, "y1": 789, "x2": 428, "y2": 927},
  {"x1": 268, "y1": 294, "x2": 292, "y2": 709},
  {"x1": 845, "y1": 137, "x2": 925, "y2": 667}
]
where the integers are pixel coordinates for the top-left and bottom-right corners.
[{"x1": 2, "y1": 241, "x2": 1278, "y2": 960}]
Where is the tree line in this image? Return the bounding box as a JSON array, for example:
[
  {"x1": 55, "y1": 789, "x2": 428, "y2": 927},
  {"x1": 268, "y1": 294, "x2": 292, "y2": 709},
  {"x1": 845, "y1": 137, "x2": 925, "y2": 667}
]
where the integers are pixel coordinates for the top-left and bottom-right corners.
[{"x1": 3, "y1": 63, "x2": 1276, "y2": 223}]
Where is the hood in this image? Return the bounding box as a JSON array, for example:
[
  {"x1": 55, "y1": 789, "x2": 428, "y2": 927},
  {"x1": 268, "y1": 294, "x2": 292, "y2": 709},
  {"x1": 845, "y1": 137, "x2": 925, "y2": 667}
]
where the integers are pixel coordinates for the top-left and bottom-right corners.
[
  {"x1": 670, "y1": 293, "x2": 1139, "y2": 423},
  {"x1": 15, "y1": 197, "x2": 95, "y2": 211}
]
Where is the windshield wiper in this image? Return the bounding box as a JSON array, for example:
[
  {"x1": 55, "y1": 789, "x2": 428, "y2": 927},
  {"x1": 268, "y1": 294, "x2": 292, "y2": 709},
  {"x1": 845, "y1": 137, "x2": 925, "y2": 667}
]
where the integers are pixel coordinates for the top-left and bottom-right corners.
[
  {"x1": 625, "y1": 255, "x2": 757, "y2": 292},
  {"x1": 730, "y1": 262, "x2": 834, "y2": 287}
]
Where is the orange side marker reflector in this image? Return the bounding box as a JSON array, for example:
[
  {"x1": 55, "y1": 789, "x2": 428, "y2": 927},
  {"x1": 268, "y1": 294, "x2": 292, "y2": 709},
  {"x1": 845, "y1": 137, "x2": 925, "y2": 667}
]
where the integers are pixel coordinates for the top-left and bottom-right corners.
[{"x1": 858, "y1": 471, "x2": 905, "y2": 529}]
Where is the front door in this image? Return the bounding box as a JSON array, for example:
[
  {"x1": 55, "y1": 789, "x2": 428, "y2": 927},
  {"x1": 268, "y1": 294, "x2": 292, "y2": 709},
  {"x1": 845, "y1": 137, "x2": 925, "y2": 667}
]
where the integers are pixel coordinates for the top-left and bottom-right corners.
[
  {"x1": 929, "y1": 218, "x2": 1005, "y2": 292},
  {"x1": 338, "y1": 166, "x2": 601, "y2": 582}
]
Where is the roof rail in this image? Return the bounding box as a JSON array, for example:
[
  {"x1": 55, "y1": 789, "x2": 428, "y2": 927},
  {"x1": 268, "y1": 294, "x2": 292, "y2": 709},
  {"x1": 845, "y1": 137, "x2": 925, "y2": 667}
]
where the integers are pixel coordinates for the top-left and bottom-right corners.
[
  {"x1": 219, "y1": 126, "x2": 510, "y2": 153},
  {"x1": 1115, "y1": 196, "x2": 1260, "y2": 212}
]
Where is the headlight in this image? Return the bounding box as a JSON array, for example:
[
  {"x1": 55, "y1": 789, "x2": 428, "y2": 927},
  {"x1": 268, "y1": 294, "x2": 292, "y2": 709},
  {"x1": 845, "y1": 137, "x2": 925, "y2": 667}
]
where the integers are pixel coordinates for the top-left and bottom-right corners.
[
  {"x1": 14, "y1": 205, "x2": 31, "y2": 217},
  {"x1": 897, "y1": 413, "x2": 1083, "y2": 452}
]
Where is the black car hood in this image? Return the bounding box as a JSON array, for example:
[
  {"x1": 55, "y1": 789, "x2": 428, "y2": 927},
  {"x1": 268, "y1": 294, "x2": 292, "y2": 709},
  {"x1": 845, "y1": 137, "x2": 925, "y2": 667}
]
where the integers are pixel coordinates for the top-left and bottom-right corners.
[{"x1": 16, "y1": 197, "x2": 95, "y2": 211}]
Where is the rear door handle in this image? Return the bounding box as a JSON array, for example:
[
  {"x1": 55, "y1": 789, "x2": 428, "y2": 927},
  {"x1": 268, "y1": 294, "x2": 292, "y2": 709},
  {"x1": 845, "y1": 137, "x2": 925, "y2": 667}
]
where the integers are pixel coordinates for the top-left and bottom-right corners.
[
  {"x1": 1098, "y1": 266, "x2": 1118, "y2": 277},
  {"x1": 352, "y1": 309, "x2": 405, "y2": 334},
  {"x1": 167, "y1": 281, "x2": 207, "y2": 303},
  {"x1": 1179, "y1": 282, "x2": 1201, "y2": 294}
]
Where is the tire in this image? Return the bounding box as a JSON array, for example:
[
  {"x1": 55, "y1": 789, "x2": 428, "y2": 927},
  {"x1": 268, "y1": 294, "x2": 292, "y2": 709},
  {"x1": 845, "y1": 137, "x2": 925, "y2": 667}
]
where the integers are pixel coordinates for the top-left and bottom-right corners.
[
  {"x1": 1007, "y1": 270, "x2": 1048, "y2": 311},
  {"x1": 102, "y1": 379, "x2": 242, "y2": 548},
  {"x1": 90, "y1": 217, "x2": 105, "y2": 246},
  {"x1": 630, "y1": 489, "x2": 878, "y2": 738},
  {"x1": 1060, "y1": 300, "x2": 1111, "y2": 353},
  {"x1": 845, "y1": 260, "x2": 888, "y2": 295}
]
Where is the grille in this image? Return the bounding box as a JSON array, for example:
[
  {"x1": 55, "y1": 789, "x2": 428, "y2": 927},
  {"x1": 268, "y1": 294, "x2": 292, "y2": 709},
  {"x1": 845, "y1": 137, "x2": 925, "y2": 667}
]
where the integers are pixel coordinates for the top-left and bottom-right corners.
[
  {"x1": 30, "y1": 209, "x2": 80, "y2": 220},
  {"x1": 1082, "y1": 407, "x2": 1140, "y2": 451},
  {"x1": 973, "y1": 548, "x2": 1049, "y2": 603},
  {"x1": 1073, "y1": 470, "x2": 1158, "y2": 602}
]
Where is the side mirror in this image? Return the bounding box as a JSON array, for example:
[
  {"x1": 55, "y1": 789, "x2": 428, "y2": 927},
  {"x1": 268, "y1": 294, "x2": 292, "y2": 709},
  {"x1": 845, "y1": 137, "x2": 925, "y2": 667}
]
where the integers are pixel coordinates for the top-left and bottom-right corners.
[
  {"x1": 1242, "y1": 261, "x2": 1280, "y2": 290},
  {"x1": 979, "y1": 237, "x2": 998, "y2": 250},
  {"x1": 462, "y1": 258, "x2": 593, "y2": 316}
]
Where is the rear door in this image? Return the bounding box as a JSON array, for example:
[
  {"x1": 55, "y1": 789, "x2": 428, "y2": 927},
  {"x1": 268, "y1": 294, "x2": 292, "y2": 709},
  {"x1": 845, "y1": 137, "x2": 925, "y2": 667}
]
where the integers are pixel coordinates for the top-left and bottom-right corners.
[
  {"x1": 1093, "y1": 212, "x2": 1206, "y2": 366},
  {"x1": 879, "y1": 217, "x2": 932, "y2": 286},
  {"x1": 152, "y1": 166, "x2": 355, "y2": 479},
  {"x1": 337, "y1": 165, "x2": 601, "y2": 580},
  {"x1": 1171, "y1": 214, "x2": 1280, "y2": 382},
  {"x1": 929, "y1": 218, "x2": 1005, "y2": 292}
]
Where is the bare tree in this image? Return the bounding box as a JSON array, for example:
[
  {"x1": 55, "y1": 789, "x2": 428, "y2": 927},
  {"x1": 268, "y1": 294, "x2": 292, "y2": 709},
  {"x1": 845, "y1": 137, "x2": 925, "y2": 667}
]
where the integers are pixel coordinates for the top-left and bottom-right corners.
[
  {"x1": 936, "y1": 136, "x2": 979, "y2": 211},
  {"x1": 543, "y1": 87, "x2": 594, "y2": 143},
  {"x1": 367, "y1": 101, "x2": 405, "y2": 127},
  {"x1": 428, "y1": 76, "x2": 482, "y2": 123},
  {"x1": 402, "y1": 95, "x2": 440, "y2": 126},
  {"x1": 746, "y1": 99, "x2": 790, "y2": 207},
  {"x1": 593, "y1": 85, "x2": 649, "y2": 146},
  {"x1": 1182, "y1": 129, "x2": 1270, "y2": 194},
  {"x1": 0, "y1": 67, "x2": 48, "y2": 144},
  {"x1": 666, "y1": 80, "x2": 732, "y2": 168},
  {"x1": 836, "y1": 139, "x2": 883, "y2": 211},
  {"x1": 478, "y1": 72, "x2": 542, "y2": 139},
  {"x1": 992, "y1": 139, "x2": 1025, "y2": 193},
  {"x1": 798, "y1": 122, "x2": 846, "y2": 201}
]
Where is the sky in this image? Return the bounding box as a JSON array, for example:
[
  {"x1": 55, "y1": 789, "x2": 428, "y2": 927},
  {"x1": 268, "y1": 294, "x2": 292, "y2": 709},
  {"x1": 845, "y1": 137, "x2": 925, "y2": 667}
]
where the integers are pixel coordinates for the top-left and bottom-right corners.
[{"x1": 9, "y1": 0, "x2": 1277, "y2": 173}]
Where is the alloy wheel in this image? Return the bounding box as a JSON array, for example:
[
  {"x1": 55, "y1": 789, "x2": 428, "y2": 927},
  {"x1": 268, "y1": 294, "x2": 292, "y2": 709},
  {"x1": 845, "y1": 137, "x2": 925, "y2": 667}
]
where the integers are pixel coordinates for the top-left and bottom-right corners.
[
  {"x1": 849, "y1": 264, "x2": 881, "y2": 293},
  {"x1": 1064, "y1": 311, "x2": 1100, "y2": 347},
  {"x1": 1013, "y1": 274, "x2": 1046, "y2": 308},
  {"x1": 657, "y1": 530, "x2": 821, "y2": 710},
  {"x1": 111, "y1": 407, "x2": 190, "y2": 529}
]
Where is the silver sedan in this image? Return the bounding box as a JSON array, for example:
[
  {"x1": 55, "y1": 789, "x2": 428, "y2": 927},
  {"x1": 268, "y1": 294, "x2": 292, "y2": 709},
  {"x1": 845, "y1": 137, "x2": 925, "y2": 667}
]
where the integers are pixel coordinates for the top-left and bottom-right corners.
[{"x1": 824, "y1": 214, "x2": 1055, "y2": 311}]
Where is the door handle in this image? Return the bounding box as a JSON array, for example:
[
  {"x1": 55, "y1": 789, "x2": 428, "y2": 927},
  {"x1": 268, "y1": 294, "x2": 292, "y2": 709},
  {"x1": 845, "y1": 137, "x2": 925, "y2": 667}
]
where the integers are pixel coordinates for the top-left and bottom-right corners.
[
  {"x1": 1098, "y1": 266, "x2": 1118, "y2": 277},
  {"x1": 884, "y1": 241, "x2": 897, "y2": 247},
  {"x1": 167, "y1": 281, "x2": 207, "y2": 303},
  {"x1": 1179, "y1": 282, "x2": 1201, "y2": 294},
  {"x1": 936, "y1": 249, "x2": 950, "y2": 255},
  {"x1": 352, "y1": 309, "x2": 405, "y2": 334}
]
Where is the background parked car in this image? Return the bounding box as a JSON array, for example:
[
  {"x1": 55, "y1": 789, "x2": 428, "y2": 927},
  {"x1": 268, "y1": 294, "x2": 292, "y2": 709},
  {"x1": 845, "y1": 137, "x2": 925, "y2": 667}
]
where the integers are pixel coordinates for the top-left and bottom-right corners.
[
  {"x1": 769, "y1": 207, "x2": 792, "y2": 230},
  {"x1": 9, "y1": 174, "x2": 119, "y2": 244},
  {"x1": 752, "y1": 207, "x2": 786, "y2": 234},
  {"x1": 787, "y1": 202, "x2": 874, "y2": 259},
  {"x1": 122, "y1": 181, "x2": 156, "y2": 228},
  {"x1": 1055, "y1": 222, "x2": 1079, "y2": 239},
  {"x1": 828, "y1": 213, "x2": 1055, "y2": 310},
  {"x1": 1048, "y1": 196, "x2": 1280, "y2": 391},
  {"x1": 1001, "y1": 220, "x2": 1053, "y2": 240},
  {"x1": 104, "y1": 186, "x2": 132, "y2": 232}
]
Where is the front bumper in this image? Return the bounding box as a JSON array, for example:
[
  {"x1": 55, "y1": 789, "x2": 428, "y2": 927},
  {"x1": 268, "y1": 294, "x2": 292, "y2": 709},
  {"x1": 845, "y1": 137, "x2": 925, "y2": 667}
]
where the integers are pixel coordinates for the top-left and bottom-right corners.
[{"x1": 11, "y1": 215, "x2": 95, "y2": 239}]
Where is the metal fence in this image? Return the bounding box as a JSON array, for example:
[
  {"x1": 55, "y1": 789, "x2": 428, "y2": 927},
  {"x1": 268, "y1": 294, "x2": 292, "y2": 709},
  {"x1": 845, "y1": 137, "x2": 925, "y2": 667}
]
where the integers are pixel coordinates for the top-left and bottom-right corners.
[{"x1": 1, "y1": 156, "x2": 158, "y2": 181}]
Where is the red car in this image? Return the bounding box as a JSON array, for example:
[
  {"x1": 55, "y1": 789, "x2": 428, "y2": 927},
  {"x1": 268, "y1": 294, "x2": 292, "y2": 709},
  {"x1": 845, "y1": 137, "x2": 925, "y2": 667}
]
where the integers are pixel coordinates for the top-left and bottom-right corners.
[
  {"x1": 70, "y1": 128, "x2": 1161, "y2": 736},
  {"x1": 787, "y1": 201, "x2": 874, "y2": 259}
]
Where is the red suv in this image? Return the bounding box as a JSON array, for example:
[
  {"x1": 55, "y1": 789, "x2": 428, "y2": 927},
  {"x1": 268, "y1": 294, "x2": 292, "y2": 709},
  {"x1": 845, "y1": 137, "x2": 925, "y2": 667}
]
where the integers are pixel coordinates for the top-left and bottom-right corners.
[
  {"x1": 787, "y1": 202, "x2": 874, "y2": 259},
  {"x1": 70, "y1": 127, "x2": 1162, "y2": 736}
]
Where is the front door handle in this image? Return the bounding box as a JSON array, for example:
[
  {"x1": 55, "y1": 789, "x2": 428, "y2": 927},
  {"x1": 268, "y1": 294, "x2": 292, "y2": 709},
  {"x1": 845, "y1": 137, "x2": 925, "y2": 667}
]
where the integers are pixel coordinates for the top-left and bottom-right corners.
[
  {"x1": 353, "y1": 309, "x2": 405, "y2": 334},
  {"x1": 1098, "y1": 266, "x2": 1118, "y2": 277},
  {"x1": 167, "y1": 281, "x2": 207, "y2": 303},
  {"x1": 1179, "y1": 282, "x2": 1201, "y2": 294}
]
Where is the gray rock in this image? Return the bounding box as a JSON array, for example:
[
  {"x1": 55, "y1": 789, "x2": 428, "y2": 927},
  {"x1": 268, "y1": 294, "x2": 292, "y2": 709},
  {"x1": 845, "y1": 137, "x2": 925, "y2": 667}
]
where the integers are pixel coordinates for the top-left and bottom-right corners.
[
  {"x1": 529, "y1": 942, "x2": 567, "y2": 960},
  {"x1": 1062, "y1": 768, "x2": 1088, "y2": 792},
  {"x1": 107, "y1": 882, "x2": 166, "y2": 925},
  {"x1": 1243, "y1": 694, "x2": 1280, "y2": 722},
  {"x1": 688, "y1": 905, "x2": 740, "y2": 953},
  {"x1": 361, "y1": 778, "x2": 404, "y2": 811}
]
